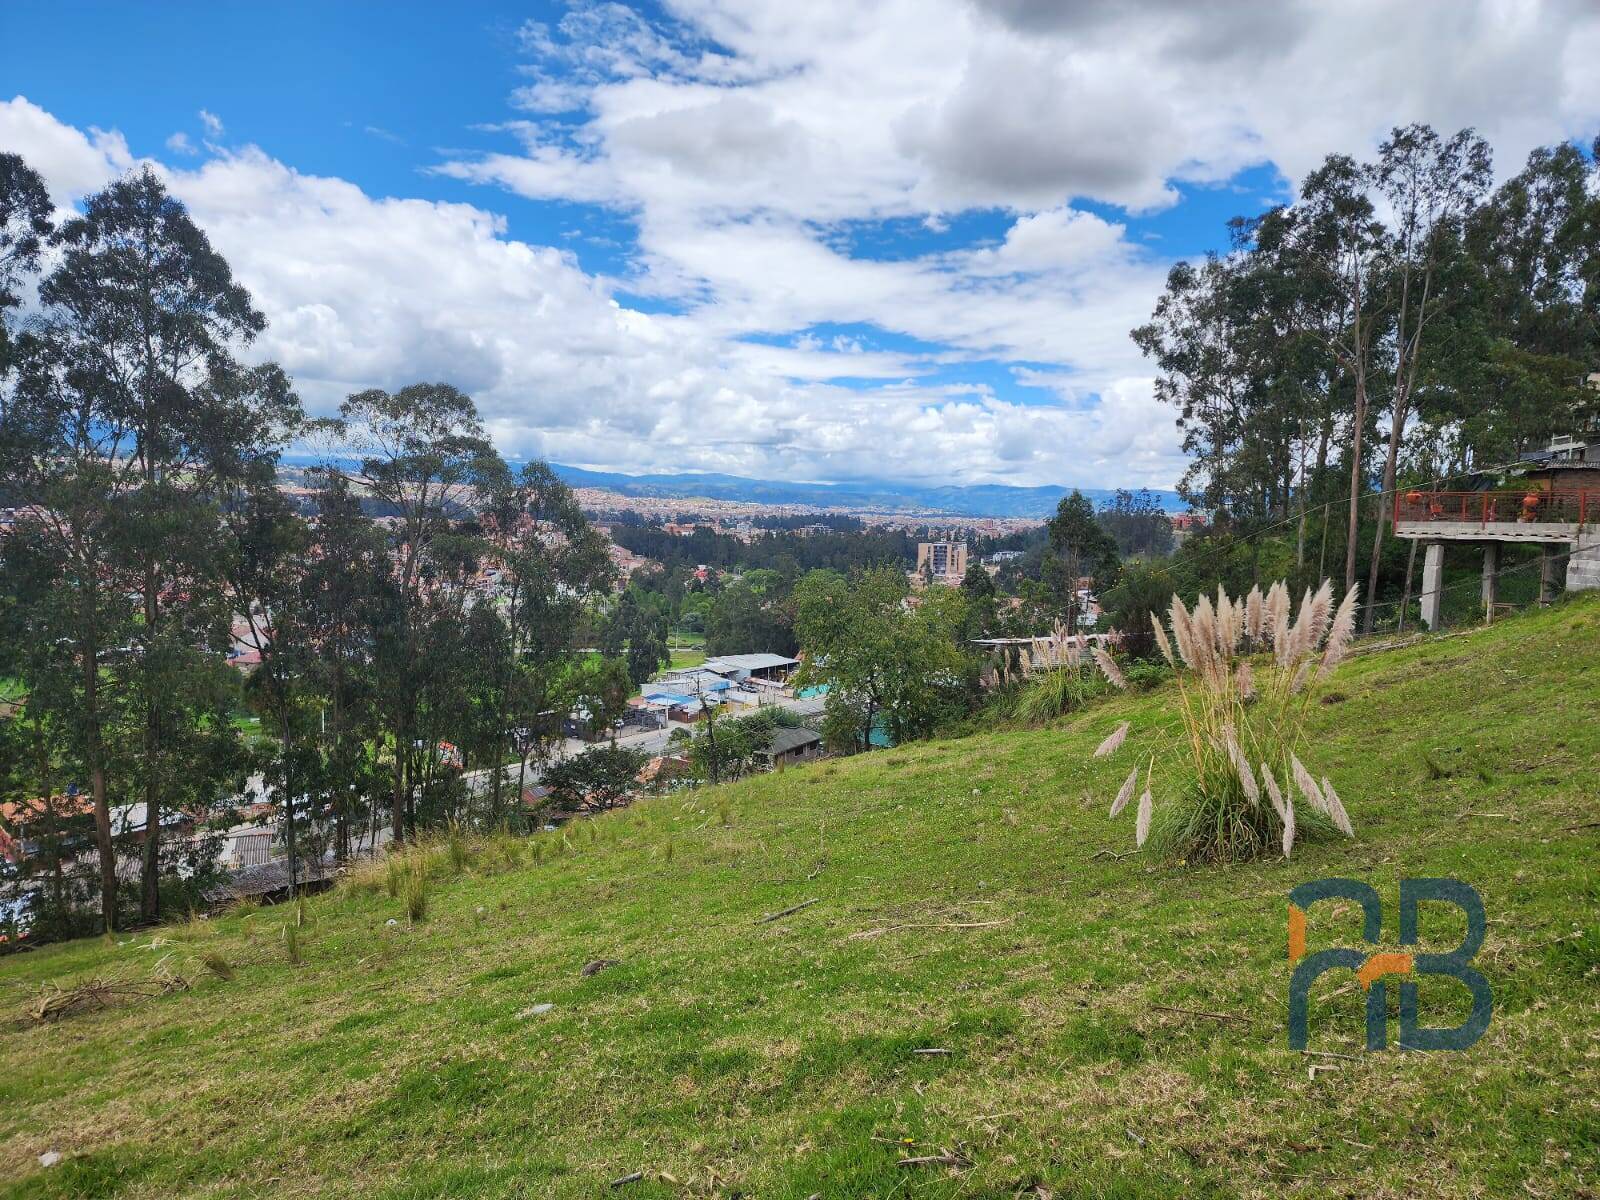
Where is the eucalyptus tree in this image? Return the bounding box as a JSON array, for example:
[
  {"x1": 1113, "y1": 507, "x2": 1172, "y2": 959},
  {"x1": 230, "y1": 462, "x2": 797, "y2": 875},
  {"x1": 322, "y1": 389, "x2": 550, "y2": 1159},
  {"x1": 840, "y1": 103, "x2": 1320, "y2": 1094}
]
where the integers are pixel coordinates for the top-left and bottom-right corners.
[
  {"x1": 337, "y1": 383, "x2": 500, "y2": 840},
  {"x1": 0, "y1": 535, "x2": 103, "y2": 938},
  {"x1": 0, "y1": 157, "x2": 57, "y2": 897},
  {"x1": 301, "y1": 469, "x2": 388, "y2": 857},
  {"x1": 1134, "y1": 253, "x2": 1260, "y2": 517},
  {"x1": 1282, "y1": 155, "x2": 1389, "y2": 594},
  {"x1": 1243, "y1": 207, "x2": 1349, "y2": 570},
  {"x1": 0, "y1": 446, "x2": 137, "y2": 929},
  {"x1": 0, "y1": 152, "x2": 51, "y2": 394},
  {"x1": 476, "y1": 460, "x2": 613, "y2": 824},
  {"x1": 33, "y1": 166, "x2": 299, "y2": 921},
  {"x1": 606, "y1": 589, "x2": 670, "y2": 687},
  {"x1": 1359, "y1": 125, "x2": 1492, "y2": 630},
  {"x1": 1439, "y1": 139, "x2": 1600, "y2": 465},
  {"x1": 1132, "y1": 238, "x2": 1324, "y2": 544},
  {"x1": 1139, "y1": 154, "x2": 1385, "y2": 591},
  {"x1": 224, "y1": 478, "x2": 321, "y2": 890}
]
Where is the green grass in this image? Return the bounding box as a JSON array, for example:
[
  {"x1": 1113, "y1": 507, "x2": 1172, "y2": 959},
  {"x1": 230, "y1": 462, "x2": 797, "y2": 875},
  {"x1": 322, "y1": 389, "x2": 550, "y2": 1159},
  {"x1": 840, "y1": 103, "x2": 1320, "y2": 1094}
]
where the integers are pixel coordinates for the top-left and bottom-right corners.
[
  {"x1": 3, "y1": 600, "x2": 1599, "y2": 1198},
  {"x1": 667, "y1": 647, "x2": 706, "y2": 670}
]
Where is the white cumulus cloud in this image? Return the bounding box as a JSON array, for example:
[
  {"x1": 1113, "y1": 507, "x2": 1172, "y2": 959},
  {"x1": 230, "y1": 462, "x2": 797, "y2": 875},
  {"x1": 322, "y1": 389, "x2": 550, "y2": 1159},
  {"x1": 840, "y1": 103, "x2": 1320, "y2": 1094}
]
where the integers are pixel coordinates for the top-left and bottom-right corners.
[{"x1": 5, "y1": 0, "x2": 1599, "y2": 493}]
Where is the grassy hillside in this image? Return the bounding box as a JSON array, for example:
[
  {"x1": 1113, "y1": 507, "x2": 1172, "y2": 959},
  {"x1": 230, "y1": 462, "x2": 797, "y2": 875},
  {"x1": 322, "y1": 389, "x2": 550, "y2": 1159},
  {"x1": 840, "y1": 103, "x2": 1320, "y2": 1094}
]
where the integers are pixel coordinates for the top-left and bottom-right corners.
[{"x1": 3, "y1": 600, "x2": 1598, "y2": 1199}]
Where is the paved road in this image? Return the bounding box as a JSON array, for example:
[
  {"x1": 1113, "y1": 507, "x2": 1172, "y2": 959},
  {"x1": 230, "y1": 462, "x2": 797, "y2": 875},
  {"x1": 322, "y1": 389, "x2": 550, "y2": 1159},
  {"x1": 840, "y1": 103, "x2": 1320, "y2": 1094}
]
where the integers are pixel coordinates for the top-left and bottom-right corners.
[
  {"x1": 580, "y1": 691, "x2": 826, "y2": 759},
  {"x1": 573, "y1": 691, "x2": 828, "y2": 763},
  {"x1": 454, "y1": 691, "x2": 828, "y2": 796}
]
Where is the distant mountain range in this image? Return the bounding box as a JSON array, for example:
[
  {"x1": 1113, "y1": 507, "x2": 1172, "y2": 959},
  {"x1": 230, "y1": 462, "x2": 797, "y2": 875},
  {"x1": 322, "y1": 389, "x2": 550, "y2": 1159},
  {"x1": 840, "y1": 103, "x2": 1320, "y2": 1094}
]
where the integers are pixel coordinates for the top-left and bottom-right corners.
[
  {"x1": 544, "y1": 464, "x2": 1183, "y2": 519},
  {"x1": 279, "y1": 454, "x2": 1182, "y2": 518}
]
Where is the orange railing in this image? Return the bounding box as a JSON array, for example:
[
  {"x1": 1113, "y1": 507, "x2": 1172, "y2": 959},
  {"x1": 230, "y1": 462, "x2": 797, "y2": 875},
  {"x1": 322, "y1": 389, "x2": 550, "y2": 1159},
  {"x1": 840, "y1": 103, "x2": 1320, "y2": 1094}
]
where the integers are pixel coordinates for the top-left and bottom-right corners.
[{"x1": 1394, "y1": 489, "x2": 1594, "y2": 527}]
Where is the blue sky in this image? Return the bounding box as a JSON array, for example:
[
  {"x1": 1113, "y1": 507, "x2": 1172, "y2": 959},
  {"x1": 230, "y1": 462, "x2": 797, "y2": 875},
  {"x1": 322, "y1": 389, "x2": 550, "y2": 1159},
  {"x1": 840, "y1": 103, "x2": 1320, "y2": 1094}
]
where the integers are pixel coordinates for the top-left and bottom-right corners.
[
  {"x1": 1, "y1": 5, "x2": 606, "y2": 254},
  {"x1": 3, "y1": 1, "x2": 1597, "y2": 489}
]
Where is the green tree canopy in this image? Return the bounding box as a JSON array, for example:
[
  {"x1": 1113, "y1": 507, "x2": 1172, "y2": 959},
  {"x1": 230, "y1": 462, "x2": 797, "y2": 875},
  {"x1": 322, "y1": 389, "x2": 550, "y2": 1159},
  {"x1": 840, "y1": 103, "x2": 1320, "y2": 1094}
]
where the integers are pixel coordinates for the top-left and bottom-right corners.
[{"x1": 793, "y1": 568, "x2": 975, "y2": 752}]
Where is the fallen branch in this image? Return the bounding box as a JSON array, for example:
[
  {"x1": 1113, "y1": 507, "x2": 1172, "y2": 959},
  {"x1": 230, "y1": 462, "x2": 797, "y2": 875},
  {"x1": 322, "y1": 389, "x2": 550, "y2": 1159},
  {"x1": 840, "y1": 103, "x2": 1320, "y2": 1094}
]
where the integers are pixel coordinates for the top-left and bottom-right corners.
[
  {"x1": 27, "y1": 974, "x2": 187, "y2": 1023},
  {"x1": 608, "y1": 1171, "x2": 643, "y2": 1188},
  {"x1": 754, "y1": 897, "x2": 820, "y2": 925},
  {"x1": 911, "y1": 1047, "x2": 951, "y2": 1056},
  {"x1": 896, "y1": 1152, "x2": 971, "y2": 1168},
  {"x1": 1090, "y1": 848, "x2": 1139, "y2": 861},
  {"x1": 845, "y1": 918, "x2": 1011, "y2": 942},
  {"x1": 1300, "y1": 1048, "x2": 1362, "y2": 1062},
  {"x1": 1149, "y1": 1004, "x2": 1250, "y2": 1026}
]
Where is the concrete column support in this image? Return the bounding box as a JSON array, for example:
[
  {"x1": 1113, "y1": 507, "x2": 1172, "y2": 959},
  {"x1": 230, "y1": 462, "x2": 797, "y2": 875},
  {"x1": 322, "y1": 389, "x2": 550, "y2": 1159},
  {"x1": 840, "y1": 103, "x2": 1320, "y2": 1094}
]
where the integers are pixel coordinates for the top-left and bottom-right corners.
[
  {"x1": 1481, "y1": 542, "x2": 1500, "y2": 621},
  {"x1": 1540, "y1": 544, "x2": 1563, "y2": 605},
  {"x1": 1567, "y1": 539, "x2": 1600, "y2": 592},
  {"x1": 1420, "y1": 541, "x2": 1445, "y2": 631}
]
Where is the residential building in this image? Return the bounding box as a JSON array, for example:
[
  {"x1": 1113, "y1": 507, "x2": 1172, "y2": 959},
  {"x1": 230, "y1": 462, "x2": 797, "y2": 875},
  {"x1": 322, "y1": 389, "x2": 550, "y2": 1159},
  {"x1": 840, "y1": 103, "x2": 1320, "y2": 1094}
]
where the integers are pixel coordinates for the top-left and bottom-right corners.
[
  {"x1": 1537, "y1": 373, "x2": 1600, "y2": 463},
  {"x1": 1169, "y1": 513, "x2": 1204, "y2": 547},
  {"x1": 913, "y1": 541, "x2": 968, "y2": 587},
  {"x1": 759, "y1": 727, "x2": 821, "y2": 770},
  {"x1": 700, "y1": 653, "x2": 799, "y2": 684}
]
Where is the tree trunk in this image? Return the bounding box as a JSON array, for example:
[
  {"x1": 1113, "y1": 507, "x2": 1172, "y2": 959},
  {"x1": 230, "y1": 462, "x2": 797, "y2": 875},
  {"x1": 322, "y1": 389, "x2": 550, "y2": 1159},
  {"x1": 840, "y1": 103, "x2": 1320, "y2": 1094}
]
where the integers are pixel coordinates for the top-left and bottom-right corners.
[
  {"x1": 140, "y1": 577, "x2": 161, "y2": 923},
  {"x1": 702, "y1": 689, "x2": 720, "y2": 783},
  {"x1": 366, "y1": 774, "x2": 380, "y2": 859},
  {"x1": 92, "y1": 760, "x2": 115, "y2": 932},
  {"x1": 1362, "y1": 402, "x2": 1406, "y2": 633},
  {"x1": 391, "y1": 721, "x2": 406, "y2": 844},
  {"x1": 83, "y1": 650, "x2": 117, "y2": 932},
  {"x1": 281, "y1": 711, "x2": 299, "y2": 894},
  {"x1": 331, "y1": 661, "x2": 350, "y2": 861},
  {"x1": 1344, "y1": 367, "x2": 1367, "y2": 595},
  {"x1": 490, "y1": 728, "x2": 507, "y2": 827},
  {"x1": 32, "y1": 718, "x2": 66, "y2": 918},
  {"x1": 140, "y1": 719, "x2": 160, "y2": 921},
  {"x1": 1397, "y1": 536, "x2": 1419, "y2": 633},
  {"x1": 1295, "y1": 496, "x2": 1307, "y2": 570}
]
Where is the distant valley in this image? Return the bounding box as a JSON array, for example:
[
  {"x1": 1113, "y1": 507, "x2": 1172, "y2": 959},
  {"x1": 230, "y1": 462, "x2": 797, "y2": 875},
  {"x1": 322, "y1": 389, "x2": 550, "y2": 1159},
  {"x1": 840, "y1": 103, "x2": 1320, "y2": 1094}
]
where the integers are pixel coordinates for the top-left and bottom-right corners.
[{"x1": 543, "y1": 464, "x2": 1183, "y2": 519}]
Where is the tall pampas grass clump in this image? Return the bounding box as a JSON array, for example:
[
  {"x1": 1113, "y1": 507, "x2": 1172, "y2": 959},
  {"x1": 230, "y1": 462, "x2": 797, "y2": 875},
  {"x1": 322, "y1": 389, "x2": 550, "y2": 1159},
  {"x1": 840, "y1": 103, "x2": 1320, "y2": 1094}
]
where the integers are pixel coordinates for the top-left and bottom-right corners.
[
  {"x1": 1091, "y1": 580, "x2": 1358, "y2": 863},
  {"x1": 1010, "y1": 621, "x2": 1111, "y2": 725}
]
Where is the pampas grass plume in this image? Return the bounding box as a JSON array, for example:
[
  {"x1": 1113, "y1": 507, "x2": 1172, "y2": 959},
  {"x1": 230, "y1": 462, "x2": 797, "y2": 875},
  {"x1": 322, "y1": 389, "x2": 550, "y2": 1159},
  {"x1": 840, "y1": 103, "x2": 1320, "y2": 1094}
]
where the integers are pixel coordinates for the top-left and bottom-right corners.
[
  {"x1": 1260, "y1": 764, "x2": 1287, "y2": 821},
  {"x1": 1110, "y1": 767, "x2": 1139, "y2": 818},
  {"x1": 1291, "y1": 753, "x2": 1326, "y2": 814},
  {"x1": 1094, "y1": 721, "x2": 1130, "y2": 758},
  {"x1": 1319, "y1": 584, "x2": 1360, "y2": 679},
  {"x1": 1322, "y1": 777, "x2": 1354, "y2": 836},
  {"x1": 1170, "y1": 595, "x2": 1197, "y2": 670},
  {"x1": 1151, "y1": 612, "x2": 1175, "y2": 668},
  {"x1": 1244, "y1": 585, "x2": 1264, "y2": 642},
  {"x1": 1229, "y1": 732, "x2": 1258, "y2": 805},
  {"x1": 1092, "y1": 647, "x2": 1127, "y2": 690}
]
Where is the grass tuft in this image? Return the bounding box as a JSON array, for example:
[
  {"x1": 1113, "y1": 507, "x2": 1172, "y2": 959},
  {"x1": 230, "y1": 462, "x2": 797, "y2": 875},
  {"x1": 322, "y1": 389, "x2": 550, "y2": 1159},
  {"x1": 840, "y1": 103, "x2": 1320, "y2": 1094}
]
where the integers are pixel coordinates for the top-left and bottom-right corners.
[{"x1": 402, "y1": 863, "x2": 429, "y2": 925}]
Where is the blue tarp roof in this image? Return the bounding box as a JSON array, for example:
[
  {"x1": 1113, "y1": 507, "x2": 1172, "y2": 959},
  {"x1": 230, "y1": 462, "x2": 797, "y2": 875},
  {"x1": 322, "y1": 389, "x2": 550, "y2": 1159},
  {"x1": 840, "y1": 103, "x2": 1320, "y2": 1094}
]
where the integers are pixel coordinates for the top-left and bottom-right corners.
[{"x1": 641, "y1": 690, "x2": 695, "y2": 705}]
